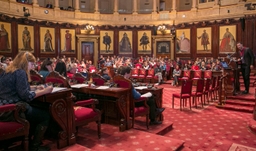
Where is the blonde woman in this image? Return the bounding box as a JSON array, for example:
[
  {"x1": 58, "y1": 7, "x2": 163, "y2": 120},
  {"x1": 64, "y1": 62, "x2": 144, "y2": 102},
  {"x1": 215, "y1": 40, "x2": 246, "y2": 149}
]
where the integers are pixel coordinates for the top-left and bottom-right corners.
[{"x1": 0, "y1": 51, "x2": 53, "y2": 151}]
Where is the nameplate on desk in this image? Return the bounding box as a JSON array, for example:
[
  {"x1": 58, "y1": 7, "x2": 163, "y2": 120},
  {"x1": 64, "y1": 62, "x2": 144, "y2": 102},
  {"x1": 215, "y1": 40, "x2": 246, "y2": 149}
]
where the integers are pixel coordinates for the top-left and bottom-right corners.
[
  {"x1": 134, "y1": 86, "x2": 148, "y2": 90},
  {"x1": 52, "y1": 87, "x2": 67, "y2": 93},
  {"x1": 71, "y1": 84, "x2": 88, "y2": 88},
  {"x1": 96, "y1": 86, "x2": 110, "y2": 89}
]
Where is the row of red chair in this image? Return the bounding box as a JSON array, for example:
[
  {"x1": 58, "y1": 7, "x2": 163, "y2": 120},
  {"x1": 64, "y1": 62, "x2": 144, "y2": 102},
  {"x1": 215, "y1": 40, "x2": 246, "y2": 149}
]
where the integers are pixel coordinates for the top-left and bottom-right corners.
[{"x1": 172, "y1": 76, "x2": 220, "y2": 110}]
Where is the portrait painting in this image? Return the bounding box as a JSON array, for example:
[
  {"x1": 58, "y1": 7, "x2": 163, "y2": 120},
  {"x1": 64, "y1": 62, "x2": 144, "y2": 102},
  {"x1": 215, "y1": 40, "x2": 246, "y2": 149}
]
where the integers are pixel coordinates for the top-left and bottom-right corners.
[
  {"x1": 40, "y1": 27, "x2": 55, "y2": 53},
  {"x1": 219, "y1": 25, "x2": 236, "y2": 53},
  {"x1": 18, "y1": 24, "x2": 34, "y2": 52},
  {"x1": 119, "y1": 31, "x2": 132, "y2": 54},
  {"x1": 196, "y1": 27, "x2": 212, "y2": 53},
  {"x1": 156, "y1": 41, "x2": 170, "y2": 54},
  {"x1": 100, "y1": 30, "x2": 114, "y2": 54},
  {"x1": 0, "y1": 22, "x2": 11, "y2": 53},
  {"x1": 60, "y1": 29, "x2": 76, "y2": 54},
  {"x1": 138, "y1": 30, "x2": 151, "y2": 55},
  {"x1": 176, "y1": 29, "x2": 191, "y2": 54}
]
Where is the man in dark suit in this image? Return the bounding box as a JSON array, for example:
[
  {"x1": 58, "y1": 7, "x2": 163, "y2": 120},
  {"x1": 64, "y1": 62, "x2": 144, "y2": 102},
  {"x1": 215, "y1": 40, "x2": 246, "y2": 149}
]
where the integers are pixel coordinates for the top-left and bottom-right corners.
[{"x1": 237, "y1": 42, "x2": 255, "y2": 94}]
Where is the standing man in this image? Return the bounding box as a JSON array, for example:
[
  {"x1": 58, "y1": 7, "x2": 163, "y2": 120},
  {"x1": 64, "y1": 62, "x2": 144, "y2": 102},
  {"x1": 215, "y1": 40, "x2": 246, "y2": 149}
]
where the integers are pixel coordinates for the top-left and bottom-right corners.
[
  {"x1": 198, "y1": 30, "x2": 210, "y2": 51},
  {"x1": 140, "y1": 32, "x2": 150, "y2": 51},
  {"x1": 237, "y1": 42, "x2": 255, "y2": 94},
  {"x1": 103, "y1": 32, "x2": 111, "y2": 53}
]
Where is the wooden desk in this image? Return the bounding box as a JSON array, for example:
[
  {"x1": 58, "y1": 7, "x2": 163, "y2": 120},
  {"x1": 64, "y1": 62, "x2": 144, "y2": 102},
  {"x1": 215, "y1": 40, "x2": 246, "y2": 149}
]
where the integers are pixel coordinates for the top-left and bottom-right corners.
[
  {"x1": 136, "y1": 87, "x2": 163, "y2": 121},
  {"x1": 72, "y1": 86, "x2": 131, "y2": 131},
  {"x1": 33, "y1": 89, "x2": 76, "y2": 149}
]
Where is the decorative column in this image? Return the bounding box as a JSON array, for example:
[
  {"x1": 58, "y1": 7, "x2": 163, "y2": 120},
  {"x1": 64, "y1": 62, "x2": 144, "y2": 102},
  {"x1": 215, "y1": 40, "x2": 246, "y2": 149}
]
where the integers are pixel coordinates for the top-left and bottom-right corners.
[
  {"x1": 133, "y1": 0, "x2": 138, "y2": 14},
  {"x1": 95, "y1": 0, "x2": 99, "y2": 13},
  {"x1": 172, "y1": 0, "x2": 176, "y2": 12},
  {"x1": 114, "y1": 0, "x2": 119, "y2": 14},
  {"x1": 54, "y1": 0, "x2": 59, "y2": 10},
  {"x1": 191, "y1": 0, "x2": 197, "y2": 11},
  {"x1": 75, "y1": 0, "x2": 80, "y2": 11},
  {"x1": 152, "y1": 0, "x2": 157, "y2": 14},
  {"x1": 33, "y1": 0, "x2": 39, "y2": 6},
  {"x1": 214, "y1": 0, "x2": 220, "y2": 8}
]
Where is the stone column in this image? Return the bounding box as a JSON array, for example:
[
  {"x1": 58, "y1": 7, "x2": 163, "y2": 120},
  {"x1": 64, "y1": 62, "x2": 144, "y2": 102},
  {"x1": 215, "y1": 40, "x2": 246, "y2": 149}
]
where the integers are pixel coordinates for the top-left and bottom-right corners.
[
  {"x1": 114, "y1": 0, "x2": 119, "y2": 14},
  {"x1": 152, "y1": 0, "x2": 157, "y2": 13},
  {"x1": 172, "y1": 0, "x2": 176, "y2": 12},
  {"x1": 95, "y1": 0, "x2": 99, "y2": 13},
  {"x1": 54, "y1": 0, "x2": 59, "y2": 10},
  {"x1": 214, "y1": 0, "x2": 220, "y2": 8},
  {"x1": 133, "y1": 0, "x2": 138, "y2": 14},
  {"x1": 191, "y1": 0, "x2": 197, "y2": 11},
  {"x1": 75, "y1": 0, "x2": 80, "y2": 11},
  {"x1": 33, "y1": 0, "x2": 39, "y2": 6}
]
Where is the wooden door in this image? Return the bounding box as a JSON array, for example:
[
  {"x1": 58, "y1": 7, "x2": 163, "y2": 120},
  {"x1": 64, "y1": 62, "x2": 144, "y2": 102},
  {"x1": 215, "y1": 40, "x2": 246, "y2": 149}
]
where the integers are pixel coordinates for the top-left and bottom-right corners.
[{"x1": 82, "y1": 42, "x2": 94, "y2": 63}]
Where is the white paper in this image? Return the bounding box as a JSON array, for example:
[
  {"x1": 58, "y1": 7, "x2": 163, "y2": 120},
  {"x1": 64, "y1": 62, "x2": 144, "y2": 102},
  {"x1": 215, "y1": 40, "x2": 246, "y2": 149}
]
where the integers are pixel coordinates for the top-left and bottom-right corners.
[
  {"x1": 134, "y1": 86, "x2": 148, "y2": 90},
  {"x1": 52, "y1": 87, "x2": 67, "y2": 93},
  {"x1": 71, "y1": 84, "x2": 88, "y2": 88},
  {"x1": 96, "y1": 86, "x2": 110, "y2": 89},
  {"x1": 141, "y1": 92, "x2": 152, "y2": 98}
]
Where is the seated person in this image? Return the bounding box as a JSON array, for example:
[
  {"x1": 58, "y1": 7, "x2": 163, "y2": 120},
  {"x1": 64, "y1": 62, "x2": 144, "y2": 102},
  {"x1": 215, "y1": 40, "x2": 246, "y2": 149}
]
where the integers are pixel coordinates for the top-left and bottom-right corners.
[
  {"x1": 55, "y1": 59, "x2": 67, "y2": 77},
  {"x1": 101, "y1": 67, "x2": 111, "y2": 80},
  {"x1": 154, "y1": 62, "x2": 163, "y2": 84},
  {"x1": 118, "y1": 66, "x2": 165, "y2": 125},
  {"x1": 39, "y1": 58, "x2": 53, "y2": 78},
  {"x1": 172, "y1": 65, "x2": 181, "y2": 86},
  {"x1": 0, "y1": 51, "x2": 53, "y2": 151},
  {"x1": 69, "y1": 63, "x2": 78, "y2": 74}
]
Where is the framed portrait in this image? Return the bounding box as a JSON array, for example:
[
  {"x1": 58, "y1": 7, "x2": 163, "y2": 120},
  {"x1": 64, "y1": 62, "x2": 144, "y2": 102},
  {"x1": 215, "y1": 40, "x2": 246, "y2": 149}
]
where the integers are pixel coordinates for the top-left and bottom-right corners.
[
  {"x1": 196, "y1": 27, "x2": 212, "y2": 53},
  {"x1": 40, "y1": 27, "x2": 55, "y2": 54},
  {"x1": 156, "y1": 41, "x2": 170, "y2": 54},
  {"x1": 60, "y1": 29, "x2": 76, "y2": 54},
  {"x1": 100, "y1": 30, "x2": 114, "y2": 54},
  {"x1": 18, "y1": 25, "x2": 34, "y2": 52},
  {"x1": 118, "y1": 31, "x2": 132, "y2": 54},
  {"x1": 0, "y1": 22, "x2": 11, "y2": 53},
  {"x1": 138, "y1": 30, "x2": 151, "y2": 55},
  {"x1": 219, "y1": 25, "x2": 236, "y2": 53},
  {"x1": 176, "y1": 29, "x2": 191, "y2": 54}
]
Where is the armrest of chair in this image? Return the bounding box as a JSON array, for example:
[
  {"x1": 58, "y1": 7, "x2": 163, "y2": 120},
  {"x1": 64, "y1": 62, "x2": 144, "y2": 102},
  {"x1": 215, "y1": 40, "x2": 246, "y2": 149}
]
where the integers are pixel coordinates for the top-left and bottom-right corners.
[
  {"x1": 0, "y1": 104, "x2": 16, "y2": 113},
  {"x1": 75, "y1": 99, "x2": 99, "y2": 108}
]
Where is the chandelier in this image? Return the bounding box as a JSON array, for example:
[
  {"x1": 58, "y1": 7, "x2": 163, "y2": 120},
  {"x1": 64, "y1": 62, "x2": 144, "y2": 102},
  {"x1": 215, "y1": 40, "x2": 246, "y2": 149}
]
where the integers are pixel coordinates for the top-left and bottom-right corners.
[
  {"x1": 85, "y1": 25, "x2": 94, "y2": 34},
  {"x1": 157, "y1": 25, "x2": 167, "y2": 35}
]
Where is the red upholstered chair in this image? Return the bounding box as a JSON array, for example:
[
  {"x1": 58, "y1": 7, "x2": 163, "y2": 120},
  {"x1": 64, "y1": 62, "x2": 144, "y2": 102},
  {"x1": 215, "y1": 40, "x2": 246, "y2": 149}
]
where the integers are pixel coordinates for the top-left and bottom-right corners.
[
  {"x1": 0, "y1": 104, "x2": 30, "y2": 151},
  {"x1": 131, "y1": 68, "x2": 139, "y2": 79},
  {"x1": 113, "y1": 75, "x2": 149, "y2": 129},
  {"x1": 191, "y1": 79, "x2": 204, "y2": 108},
  {"x1": 204, "y1": 70, "x2": 212, "y2": 79},
  {"x1": 72, "y1": 72, "x2": 87, "y2": 84},
  {"x1": 89, "y1": 66, "x2": 97, "y2": 73},
  {"x1": 203, "y1": 79, "x2": 211, "y2": 104},
  {"x1": 92, "y1": 74, "x2": 106, "y2": 86},
  {"x1": 172, "y1": 80, "x2": 193, "y2": 110},
  {"x1": 214, "y1": 76, "x2": 221, "y2": 99},
  {"x1": 192, "y1": 70, "x2": 202, "y2": 80},
  {"x1": 135, "y1": 63, "x2": 142, "y2": 69},
  {"x1": 209, "y1": 76, "x2": 217, "y2": 101},
  {"x1": 30, "y1": 69, "x2": 44, "y2": 85},
  {"x1": 181, "y1": 70, "x2": 191, "y2": 80},
  {"x1": 137, "y1": 68, "x2": 147, "y2": 82},
  {"x1": 145, "y1": 68, "x2": 155, "y2": 83},
  {"x1": 74, "y1": 99, "x2": 101, "y2": 139},
  {"x1": 45, "y1": 71, "x2": 71, "y2": 87}
]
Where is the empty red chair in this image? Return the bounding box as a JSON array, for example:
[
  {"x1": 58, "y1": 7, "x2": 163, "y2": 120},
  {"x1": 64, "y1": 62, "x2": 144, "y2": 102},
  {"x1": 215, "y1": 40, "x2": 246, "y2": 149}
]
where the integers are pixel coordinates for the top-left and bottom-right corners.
[
  {"x1": 172, "y1": 80, "x2": 193, "y2": 110},
  {"x1": 181, "y1": 70, "x2": 191, "y2": 80},
  {"x1": 131, "y1": 68, "x2": 139, "y2": 79},
  {"x1": 191, "y1": 79, "x2": 204, "y2": 108},
  {"x1": 145, "y1": 68, "x2": 155, "y2": 83},
  {"x1": 137, "y1": 68, "x2": 147, "y2": 82},
  {"x1": 203, "y1": 79, "x2": 211, "y2": 104},
  {"x1": 204, "y1": 70, "x2": 212, "y2": 79},
  {"x1": 192, "y1": 70, "x2": 202, "y2": 80}
]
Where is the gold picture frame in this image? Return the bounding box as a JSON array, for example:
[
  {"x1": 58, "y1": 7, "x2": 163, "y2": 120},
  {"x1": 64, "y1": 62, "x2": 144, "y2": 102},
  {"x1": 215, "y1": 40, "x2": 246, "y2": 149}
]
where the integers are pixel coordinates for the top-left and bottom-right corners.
[
  {"x1": 60, "y1": 29, "x2": 76, "y2": 54},
  {"x1": 219, "y1": 25, "x2": 236, "y2": 53},
  {"x1": 0, "y1": 22, "x2": 11, "y2": 53},
  {"x1": 40, "y1": 27, "x2": 55, "y2": 54},
  {"x1": 18, "y1": 25, "x2": 34, "y2": 52},
  {"x1": 138, "y1": 30, "x2": 151, "y2": 55},
  {"x1": 176, "y1": 29, "x2": 191, "y2": 54},
  {"x1": 196, "y1": 27, "x2": 212, "y2": 53},
  {"x1": 100, "y1": 30, "x2": 114, "y2": 54},
  {"x1": 118, "y1": 31, "x2": 132, "y2": 54}
]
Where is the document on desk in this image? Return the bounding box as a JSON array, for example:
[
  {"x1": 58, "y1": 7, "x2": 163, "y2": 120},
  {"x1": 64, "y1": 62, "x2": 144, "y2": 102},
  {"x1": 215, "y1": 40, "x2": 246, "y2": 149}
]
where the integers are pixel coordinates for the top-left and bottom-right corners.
[
  {"x1": 71, "y1": 84, "x2": 88, "y2": 88},
  {"x1": 96, "y1": 86, "x2": 110, "y2": 89},
  {"x1": 134, "y1": 86, "x2": 148, "y2": 90},
  {"x1": 141, "y1": 92, "x2": 152, "y2": 98},
  {"x1": 52, "y1": 87, "x2": 67, "y2": 93}
]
